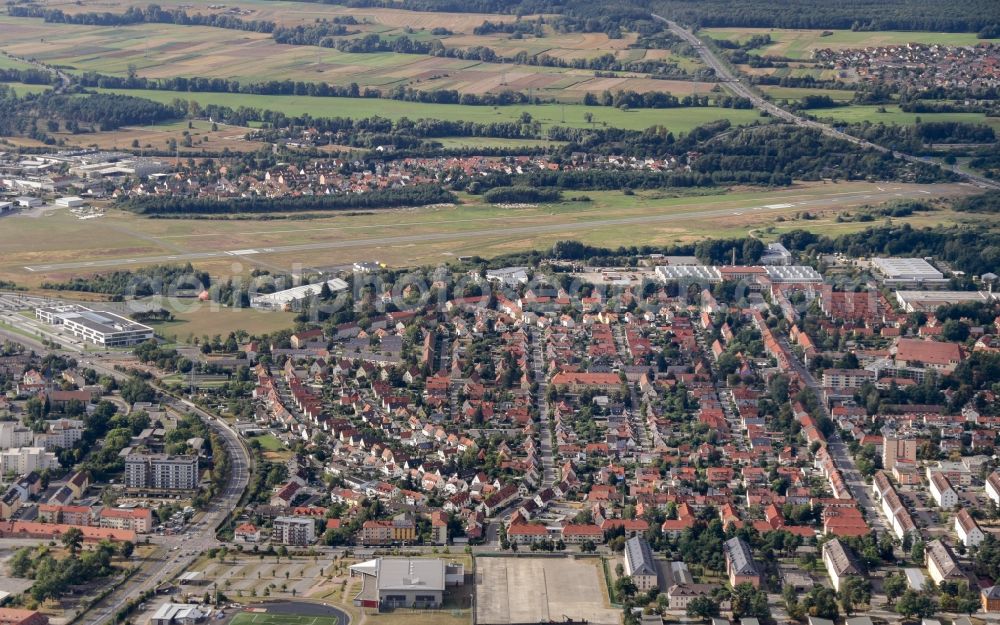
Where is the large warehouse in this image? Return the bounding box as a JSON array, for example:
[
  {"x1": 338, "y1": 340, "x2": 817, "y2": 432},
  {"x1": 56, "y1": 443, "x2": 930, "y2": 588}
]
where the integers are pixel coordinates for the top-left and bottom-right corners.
[
  {"x1": 35, "y1": 305, "x2": 154, "y2": 347},
  {"x1": 250, "y1": 278, "x2": 349, "y2": 311},
  {"x1": 871, "y1": 258, "x2": 949, "y2": 287}
]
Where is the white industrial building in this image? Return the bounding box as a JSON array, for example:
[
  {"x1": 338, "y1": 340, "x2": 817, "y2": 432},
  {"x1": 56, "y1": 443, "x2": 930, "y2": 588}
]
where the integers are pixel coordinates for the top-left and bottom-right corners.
[
  {"x1": 150, "y1": 603, "x2": 208, "y2": 625},
  {"x1": 871, "y1": 257, "x2": 949, "y2": 287},
  {"x1": 15, "y1": 196, "x2": 42, "y2": 208},
  {"x1": 655, "y1": 264, "x2": 822, "y2": 284},
  {"x1": 895, "y1": 290, "x2": 996, "y2": 313},
  {"x1": 763, "y1": 265, "x2": 823, "y2": 283},
  {"x1": 760, "y1": 242, "x2": 793, "y2": 265},
  {"x1": 36, "y1": 305, "x2": 154, "y2": 347},
  {"x1": 656, "y1": 265, "x2": 723, "y2": 283},
  {"x1": 55, "y1": 196, "x2": 85, "y2": 208},
  {"x1": 249, "y1": 278, "x2": 348, "y2": 311}
]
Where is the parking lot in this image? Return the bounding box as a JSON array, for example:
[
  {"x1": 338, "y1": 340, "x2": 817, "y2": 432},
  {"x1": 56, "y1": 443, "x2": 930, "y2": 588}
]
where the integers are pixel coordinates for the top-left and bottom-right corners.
[{"x1": 475, "y1": 557, "x2": 620, "y2": 625}]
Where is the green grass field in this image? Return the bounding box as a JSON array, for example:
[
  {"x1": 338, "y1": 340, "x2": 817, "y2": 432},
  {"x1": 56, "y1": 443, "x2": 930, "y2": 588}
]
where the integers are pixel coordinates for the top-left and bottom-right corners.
[
  {"x1": 230, "y1": 612, "x2": 341, "y2": 625},
  {"x1": 761, "y1": 86, "x2": 855, "y2": 102},
  {"x1": 95, "y1": 88, "x2": 764, "y2": 132},
  {"x1": 705, "y1": 28, "x2": 1000, "y2": 59},
  {"x1": 249, "y1": 434, "x2": 286, "y2": 451},
  {"x1": 814, "y1": 105, "x2": 1000, "y2": 129},
  {"x1": 2, "y1": 82, "x2": 52, "y2": 96}
]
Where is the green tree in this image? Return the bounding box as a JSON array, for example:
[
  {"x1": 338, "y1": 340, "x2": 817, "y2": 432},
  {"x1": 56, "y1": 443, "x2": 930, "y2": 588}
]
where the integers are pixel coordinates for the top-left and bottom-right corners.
[
  {"x1": 686, "y1": 596, "x2": 720, "y2": 620},
  {"x1": 897, "y1": 590, "x2": 937, "y2": 619},
  {"x1": 883, "y1": 573, "x2": 907, "y2": 605},
  {"x1": 62, "y1": 526, "x2": 84, "y2": 557},
  {"x1": 731, "y1": 583, "x2": 770, "y2": 620}
]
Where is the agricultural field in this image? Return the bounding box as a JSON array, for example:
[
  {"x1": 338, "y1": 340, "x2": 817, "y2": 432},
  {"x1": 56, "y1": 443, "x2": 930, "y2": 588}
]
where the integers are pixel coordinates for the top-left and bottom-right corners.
[
  {"x1": 1, "y1": 181, "x2": 977, "y2": 291},
  {"x1": 48, "y1": 119, "x2": 268, "y2": 153},
  {"x1": 0, "y1": 10, "x2": 716, "y2": 101},
  {"x1": 29, "y1": 0, "x2": 523, "y2": 30},
  {"x1": 704, "y1": 28, "x2": 1000, "y2": 60}
]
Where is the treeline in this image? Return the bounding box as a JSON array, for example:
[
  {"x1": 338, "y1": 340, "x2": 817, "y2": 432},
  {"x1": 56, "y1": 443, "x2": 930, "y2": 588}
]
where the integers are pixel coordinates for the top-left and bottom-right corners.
[
  {"x1": 9, "y1": 4, "x2": 276, "y2": 32},
  {"x1": 654, "y1": 0, "x2": 1000, "y2": 32},
  {"x1": 0, "y1": 68, "x2": 55, "y2": 85},
  {"x1": 953, "y1": 192, "x2": 1000, "y2": 213},
  {"x1": 582, "y1": 90, "x2": 751, "y2": 109},
  {"x1": 271, "y1": 18, "x2": 360, "y2": 45},
  {"x1": 78, "y1": 72, "x2": 532, "y2": 106},
  {"x1": 779, "y1": 222, "x2": 1000, "y2": 275},
  {"x1": 828, "y1": 120, "x2": 997, "y2": 153},
  {"x1": 123, "y1": 184, "x2": 456, "y2": 215},
  {"x1": 42, "y1": 263, "x2": 209, "y2": 297},
  {"x1": 0, "y1": 90, "x2": 179, "y2": 142},
  {"x1": 483, "y1": 186, "x2": 563, "y2": 203}
]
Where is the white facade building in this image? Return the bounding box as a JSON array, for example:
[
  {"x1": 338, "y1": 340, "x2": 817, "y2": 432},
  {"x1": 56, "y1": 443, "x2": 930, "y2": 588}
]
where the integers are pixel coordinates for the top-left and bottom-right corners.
[
  {"x1": 0, "y1": 447, "x2": 58, "y2": 474},
  {"x1": 36, "y1": 305, "x2": 153, "y2": 347},
  {"x1": 928, "y1": 471, "x2": 958, "y2": 509}
]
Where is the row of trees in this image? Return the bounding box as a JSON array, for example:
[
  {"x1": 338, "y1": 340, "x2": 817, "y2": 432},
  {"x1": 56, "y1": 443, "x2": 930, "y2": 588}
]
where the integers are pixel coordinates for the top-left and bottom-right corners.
[
  {"x1": 9, "y1": 4, "x2": 276, "y2": 33},
  {"x1": 122, "y1": 184, "x2": 457, "y2": 215}
]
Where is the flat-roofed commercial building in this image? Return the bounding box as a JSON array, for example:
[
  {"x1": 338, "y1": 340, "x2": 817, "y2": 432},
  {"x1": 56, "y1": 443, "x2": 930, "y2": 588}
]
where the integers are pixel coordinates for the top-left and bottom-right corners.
[
  {"x1": 36, "y1": 305, "x2": 153, "y2": 347},
  {"x1": 249, "y1": 278, "x2": 349, "y2": 311},
  {"x1": 895, "y1": 290, "x2": 997, "y2": 313},
  {"x1": 871, "y1": 258, "x2": 948, "y2": 287},
  {"x1": 350, "y1": 558, "x2": 463, "y2": 610}
]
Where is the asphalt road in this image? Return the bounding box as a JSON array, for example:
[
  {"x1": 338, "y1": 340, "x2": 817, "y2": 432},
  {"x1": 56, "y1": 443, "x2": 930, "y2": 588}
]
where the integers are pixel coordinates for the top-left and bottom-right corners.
[
  {"x1": 652, "y1": 17, "x2": 1000, "y2": 191},
  {"x1": 0, "y1": 321, "x2": 252, "y2": 625},
  {"x1": 23, "y1": 185, "x2": 967, "y2": 273}
]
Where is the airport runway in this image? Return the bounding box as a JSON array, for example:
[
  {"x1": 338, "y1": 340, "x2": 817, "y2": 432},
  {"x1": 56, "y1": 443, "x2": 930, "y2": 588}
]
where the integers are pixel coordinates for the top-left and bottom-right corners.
[{"x1": 23, "y1": 184, "x2": 969, "y2": 273}]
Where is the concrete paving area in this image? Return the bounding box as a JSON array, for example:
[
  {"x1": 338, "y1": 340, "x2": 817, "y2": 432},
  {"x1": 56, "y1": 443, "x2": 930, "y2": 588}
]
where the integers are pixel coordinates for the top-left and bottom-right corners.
[{"x1": 475, "y1": 557, "x2": 620, "y2": 625}]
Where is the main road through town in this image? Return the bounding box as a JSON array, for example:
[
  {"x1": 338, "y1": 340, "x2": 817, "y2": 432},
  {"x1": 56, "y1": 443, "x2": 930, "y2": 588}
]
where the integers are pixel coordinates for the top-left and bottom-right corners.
[
  {"x1": 0, "y1": 325, "x2": 252, "y2": 625},
  {"x1": 23, "y1": 184, "x2": 970, "y2": 273},
  {"x1": 651, "y1": 16, "x2": 1000, "y2": 191}
]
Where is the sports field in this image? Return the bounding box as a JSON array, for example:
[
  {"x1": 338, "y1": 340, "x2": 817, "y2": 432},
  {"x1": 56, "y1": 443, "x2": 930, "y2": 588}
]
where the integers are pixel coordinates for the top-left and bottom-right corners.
[
  {"x1": 231, "y1": 613, "x2": 340, "y2": 625},
  {"x1": 704, "y1": 28, "x2": 1000, "y2": 59}
]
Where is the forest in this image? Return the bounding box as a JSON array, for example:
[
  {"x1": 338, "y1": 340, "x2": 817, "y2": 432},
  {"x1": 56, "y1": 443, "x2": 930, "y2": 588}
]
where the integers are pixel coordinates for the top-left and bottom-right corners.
[
  {"x1": 0, "y1": 89, "x2": 179, "y2": 141},
  {"x1": 648, "y1": 0, "x2": 1000, "y2": 32}
]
